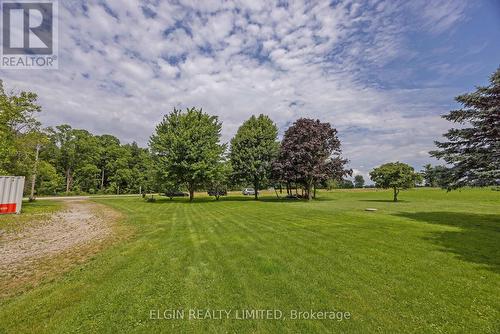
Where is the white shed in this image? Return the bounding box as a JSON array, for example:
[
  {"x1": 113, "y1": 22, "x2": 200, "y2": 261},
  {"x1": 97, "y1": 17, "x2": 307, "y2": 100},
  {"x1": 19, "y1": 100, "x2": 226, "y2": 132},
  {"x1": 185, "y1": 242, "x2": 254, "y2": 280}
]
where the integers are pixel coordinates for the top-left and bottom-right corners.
[{"x1": 0, "y1": 176, "x2": 25, "y2": 214}]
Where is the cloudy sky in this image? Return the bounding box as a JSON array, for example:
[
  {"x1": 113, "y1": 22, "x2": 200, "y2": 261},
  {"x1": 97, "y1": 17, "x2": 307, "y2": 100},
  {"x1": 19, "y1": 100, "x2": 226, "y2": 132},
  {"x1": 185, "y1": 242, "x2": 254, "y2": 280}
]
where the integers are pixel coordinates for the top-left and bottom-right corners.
[{"x1": 2, "y1": 0, "x2": 499, "y2": 180}]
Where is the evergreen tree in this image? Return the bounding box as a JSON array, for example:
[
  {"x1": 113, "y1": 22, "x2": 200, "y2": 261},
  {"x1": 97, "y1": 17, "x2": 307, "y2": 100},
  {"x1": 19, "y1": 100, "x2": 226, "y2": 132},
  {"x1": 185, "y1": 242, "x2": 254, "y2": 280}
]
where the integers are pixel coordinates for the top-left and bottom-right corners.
[{"x1": 430, "y1": 68, "x2": 500, "y2": 189}]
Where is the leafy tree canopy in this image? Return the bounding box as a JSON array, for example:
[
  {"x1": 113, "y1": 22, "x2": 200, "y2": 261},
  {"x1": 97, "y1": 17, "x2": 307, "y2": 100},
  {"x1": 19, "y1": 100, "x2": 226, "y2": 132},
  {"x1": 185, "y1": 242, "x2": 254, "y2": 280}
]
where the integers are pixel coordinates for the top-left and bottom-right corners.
[
  {"x1": 275, "y1": 118, "x2": 350, "y2": 200},
  {"x1": 354, "y1": 175, "x2": 365, "y2": 188},
  {"x1": 47, "y1": 125, "x2": 100, "y2": 193},
  {"x1": 370, "y1": 162, "x2": 421, "y2": 201},
  {"x1": 0, "y1": 80, "x2": 42, "y2": 175},
  {"x1": 229, "y1": 114, "x2": 279, "y2": 199},
  {"x1": 149, "y1": 107, "x2": 225, "y2": 201}
]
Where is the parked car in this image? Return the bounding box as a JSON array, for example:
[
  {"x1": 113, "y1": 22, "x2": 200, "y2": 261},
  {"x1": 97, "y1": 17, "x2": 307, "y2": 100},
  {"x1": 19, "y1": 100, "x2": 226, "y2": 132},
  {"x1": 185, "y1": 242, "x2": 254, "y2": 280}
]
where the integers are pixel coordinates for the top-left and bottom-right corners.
[
  {"x1": 242, "y1": 188, "x2": 257, "y2": 195},
  {"x1": 164, "y1": 191, "x2": 189, "y2": 199}
]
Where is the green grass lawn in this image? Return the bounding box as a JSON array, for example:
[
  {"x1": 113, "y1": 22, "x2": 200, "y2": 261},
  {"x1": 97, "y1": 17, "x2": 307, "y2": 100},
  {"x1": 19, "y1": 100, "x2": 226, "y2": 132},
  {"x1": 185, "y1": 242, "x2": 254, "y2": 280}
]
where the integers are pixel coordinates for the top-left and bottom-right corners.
[{"x1": 0, "y1": 188, "x2": 499, "y2": 333}]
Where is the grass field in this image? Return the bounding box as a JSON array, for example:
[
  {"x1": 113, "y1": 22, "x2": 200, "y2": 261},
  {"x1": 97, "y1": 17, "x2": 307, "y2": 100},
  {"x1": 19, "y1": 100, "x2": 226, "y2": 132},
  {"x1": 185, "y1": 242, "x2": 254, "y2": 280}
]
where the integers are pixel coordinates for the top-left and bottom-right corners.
[{"x1": 0, "y1": 188, "x2": 499, "y2": 333}]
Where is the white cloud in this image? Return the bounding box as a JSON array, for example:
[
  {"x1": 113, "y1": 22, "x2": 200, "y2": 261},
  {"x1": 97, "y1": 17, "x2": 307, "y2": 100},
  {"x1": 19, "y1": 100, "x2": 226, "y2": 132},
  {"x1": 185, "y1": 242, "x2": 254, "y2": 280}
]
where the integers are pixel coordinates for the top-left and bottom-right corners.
[{"x1": 0, "y1": 0, "x2": 472, "y2": 177}]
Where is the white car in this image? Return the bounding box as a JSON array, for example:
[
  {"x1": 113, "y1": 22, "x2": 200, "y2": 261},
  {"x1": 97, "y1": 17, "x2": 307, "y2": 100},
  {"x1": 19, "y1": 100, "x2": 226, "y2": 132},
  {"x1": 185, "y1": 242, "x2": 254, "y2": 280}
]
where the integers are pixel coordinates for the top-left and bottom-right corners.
[{"x1": 242, "y1": 188, "x2": 256, "y2": 195}]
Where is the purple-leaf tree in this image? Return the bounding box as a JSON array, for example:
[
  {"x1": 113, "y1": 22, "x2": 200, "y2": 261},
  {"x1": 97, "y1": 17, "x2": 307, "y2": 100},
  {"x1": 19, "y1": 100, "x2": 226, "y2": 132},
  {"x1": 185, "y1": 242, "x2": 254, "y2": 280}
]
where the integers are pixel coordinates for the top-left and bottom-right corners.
[{"x1": 275, "y1": 118, "x2": 351, "y2": 200}]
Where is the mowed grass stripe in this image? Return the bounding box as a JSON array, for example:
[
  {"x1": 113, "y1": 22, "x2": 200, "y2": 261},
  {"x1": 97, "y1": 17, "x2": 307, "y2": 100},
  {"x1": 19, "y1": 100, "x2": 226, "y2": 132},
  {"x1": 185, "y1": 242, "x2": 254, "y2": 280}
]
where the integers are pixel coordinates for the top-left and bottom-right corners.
[{"x1": 0, "y1": 188, "x2": 498, "y2": 333}]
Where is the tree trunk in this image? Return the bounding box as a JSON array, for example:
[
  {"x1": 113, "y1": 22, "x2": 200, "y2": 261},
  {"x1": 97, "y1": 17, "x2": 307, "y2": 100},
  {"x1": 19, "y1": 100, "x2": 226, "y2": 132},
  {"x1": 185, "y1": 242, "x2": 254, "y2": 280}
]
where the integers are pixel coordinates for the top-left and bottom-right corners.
[
  {"x1": 189, "y1": 188, "x2": 194, "y2": 201},
  {"x1": 101, "y1": 168, "x2": 105, "y2": 189},
  {"x1": 393, "y1": 187, "x2": 399, "y2": 202},
  {"x1": 307, "y1": 179, "x2": 313, "y2": 200},
  {"x1": 65, "y1": 168, "x2": 72, "y2": 194},
  {"x1": 274, "y1": 186, "x2": 280, "y2": 199},
  {"x1": 254, "y1": 179, "x2": 259, "y2": 200},
  {"x1": 30, "y1": 144, "x2": 40, "y2": 200}
]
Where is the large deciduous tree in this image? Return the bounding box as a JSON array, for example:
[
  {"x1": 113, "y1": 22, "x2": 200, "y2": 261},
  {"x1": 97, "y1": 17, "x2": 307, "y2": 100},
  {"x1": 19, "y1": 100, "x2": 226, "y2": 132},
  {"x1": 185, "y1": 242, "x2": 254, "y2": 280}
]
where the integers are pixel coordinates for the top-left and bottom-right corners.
[
  {"x1": 229, "y1": 114, "x2": 279, "y2": 199},
  {"x1": 275, "y1": 118, "x2": 350, "y2": 200},
  {"x1": 430, "y1": 67, "x2": 500, "y2": 189},
  {"x1": 0, "y1": 80, "x2": 42, "y2": 176},
  {"x1": 369, "y1": 162, "x2": 421, "y2": 202},
  {"x1": 149, "y1": 107, "x2": 225, "y2": 201}
]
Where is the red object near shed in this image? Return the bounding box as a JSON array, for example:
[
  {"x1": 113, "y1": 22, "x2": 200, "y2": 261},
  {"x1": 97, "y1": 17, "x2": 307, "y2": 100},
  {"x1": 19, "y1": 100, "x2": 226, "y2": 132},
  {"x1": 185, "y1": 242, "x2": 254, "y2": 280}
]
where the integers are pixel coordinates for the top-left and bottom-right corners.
[{"x1": 0, "y1": 176, "x2": 25, "y2": 214}]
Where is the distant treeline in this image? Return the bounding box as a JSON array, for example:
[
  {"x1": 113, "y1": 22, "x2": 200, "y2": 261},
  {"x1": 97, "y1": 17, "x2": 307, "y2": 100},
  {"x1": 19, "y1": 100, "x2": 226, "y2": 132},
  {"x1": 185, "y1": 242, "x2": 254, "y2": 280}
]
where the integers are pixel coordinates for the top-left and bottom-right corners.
[
  {"x1": 1, "y1": 67, "x2": 497, "y2": 199},
  {"x1": 0, "y1": 82, "x2": 351, "y2": 198}
]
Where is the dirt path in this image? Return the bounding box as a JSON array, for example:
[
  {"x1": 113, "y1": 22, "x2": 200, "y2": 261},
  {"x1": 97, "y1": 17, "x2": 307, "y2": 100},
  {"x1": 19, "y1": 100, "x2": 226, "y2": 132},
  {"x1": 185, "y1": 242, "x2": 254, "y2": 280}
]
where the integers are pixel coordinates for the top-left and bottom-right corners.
[{"x1": 0, "y1": 200, "x2": 122, "y2": 296}]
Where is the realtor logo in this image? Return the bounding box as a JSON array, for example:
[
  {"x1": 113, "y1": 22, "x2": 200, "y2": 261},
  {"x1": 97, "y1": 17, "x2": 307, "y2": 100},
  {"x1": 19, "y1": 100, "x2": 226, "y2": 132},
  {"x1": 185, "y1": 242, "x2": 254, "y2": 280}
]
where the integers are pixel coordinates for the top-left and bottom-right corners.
[{"x1": 1, "y1": 0, "x2": 58, "y2": 69}]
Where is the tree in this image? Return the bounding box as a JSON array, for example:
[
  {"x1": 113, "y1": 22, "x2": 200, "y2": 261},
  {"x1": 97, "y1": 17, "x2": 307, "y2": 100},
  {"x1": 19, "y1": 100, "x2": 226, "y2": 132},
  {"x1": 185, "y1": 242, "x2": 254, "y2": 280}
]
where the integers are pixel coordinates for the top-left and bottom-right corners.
[
  {"x1": 149, "y1": 107, "x2": 225, "y2": 201},
  {"x1": 325, "y1": 178, "x2": 339, "y2": 190},
  {"x1": 421, "y1": 164, "x2": 453, "y2": 188},
  {"x1": 229, "y1": 114, "x2": 279, "y2": 200},
  {"x1": 354, "y1": 175, "x2": 365, "y2": 188},
  {"x1": 35, "y1": 161, "x2": 63, "y2": 195},
  {"x1": 432, "y1": 165, "x2": 452, "y2": 188},
  {"x1": 430, "y1": 67, "x2": 500, "y2": 189},
  {"x1": 340, "y1": 179, "x2": 354, "y2": 189},
  {"x1": 95, "y1": 139, "x2": 152, "y2": 194},
  {"x1": 275, "y1": 118, "x2": 350, "y2": 200},
  {"x1": 96, "y1": 134, "x2": 122, "y2": 190},
  {"x1": 0, "y1": 80, "x2": 42, "y2": 176},
  {"x1": 123, "y1": 142, "x2": 154, "y2": 194},
  {"x1": 48, "y1": 125, "x2": 100, "y2": 193},
  {"x1": 369, "y1": 162, "x2": 421, "y2": 202},
  {"x1": 74, "y1": 163, "x2": 100, "y2": 193},
  {"x1": 421, "y1": 164, "x2": 436, "y2": 187},
  {"x1": 207, "y1": 160, "x2": 231, "y2": 200}
]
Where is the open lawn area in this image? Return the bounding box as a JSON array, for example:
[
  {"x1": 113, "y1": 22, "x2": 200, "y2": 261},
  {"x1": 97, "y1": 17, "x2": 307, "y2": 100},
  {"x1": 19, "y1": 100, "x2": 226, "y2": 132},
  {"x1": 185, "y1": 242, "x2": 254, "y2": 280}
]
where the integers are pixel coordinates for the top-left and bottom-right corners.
[{"x1": 0, "y1": 188, "x2": 499, "y2": 333}]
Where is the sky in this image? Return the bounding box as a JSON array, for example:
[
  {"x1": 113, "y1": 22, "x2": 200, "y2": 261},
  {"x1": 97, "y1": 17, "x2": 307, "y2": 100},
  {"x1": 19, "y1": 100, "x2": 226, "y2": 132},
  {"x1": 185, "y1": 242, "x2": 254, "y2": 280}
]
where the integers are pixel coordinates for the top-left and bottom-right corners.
[{"x1": 1, "y1": 0, "x2": 499, "y2": 181}]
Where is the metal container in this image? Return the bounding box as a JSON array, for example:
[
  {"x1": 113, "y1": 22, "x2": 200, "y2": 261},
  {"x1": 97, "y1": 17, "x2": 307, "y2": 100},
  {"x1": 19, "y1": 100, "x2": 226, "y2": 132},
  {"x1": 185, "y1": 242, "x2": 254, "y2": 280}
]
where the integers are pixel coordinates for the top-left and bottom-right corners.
[{"x1": 0, "y1": 176, "x2": 25, "y2": 214}]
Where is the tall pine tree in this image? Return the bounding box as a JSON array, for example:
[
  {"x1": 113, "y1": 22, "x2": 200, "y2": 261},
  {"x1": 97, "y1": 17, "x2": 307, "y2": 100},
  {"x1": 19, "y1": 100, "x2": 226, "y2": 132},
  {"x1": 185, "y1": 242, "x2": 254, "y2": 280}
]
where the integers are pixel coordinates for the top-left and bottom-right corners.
[{"x1": 430, "y1": 67, "x2": 500, "y2": 189}]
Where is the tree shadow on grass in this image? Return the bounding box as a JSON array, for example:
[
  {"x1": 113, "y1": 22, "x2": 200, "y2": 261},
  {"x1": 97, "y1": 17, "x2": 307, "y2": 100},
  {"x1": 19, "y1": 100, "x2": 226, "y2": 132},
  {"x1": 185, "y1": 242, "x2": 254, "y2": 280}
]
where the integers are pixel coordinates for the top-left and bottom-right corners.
[
  {"x1": 149, "y1": 195, "x2": 335, "y2": 204},
  {"x1": 394, "y1": 211, "x2": 500, "y2": 273},
  {"x1": 359, "y1": 199, "x2": 409, "y2": 203}
]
